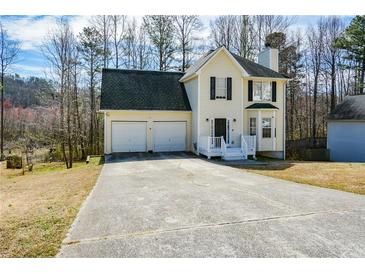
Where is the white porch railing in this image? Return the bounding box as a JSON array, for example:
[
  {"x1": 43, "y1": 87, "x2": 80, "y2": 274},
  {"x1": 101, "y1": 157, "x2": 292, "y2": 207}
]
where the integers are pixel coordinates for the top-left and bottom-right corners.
[
  {"x1": 199, "y1": 136, "x2": 225, "y2": 158},
  {"x1": 199, "y1": 135, "x2": 256, "y2": 160},
  {"x1": 241, "y1": 135, "x2": 256, "y2": 159}
]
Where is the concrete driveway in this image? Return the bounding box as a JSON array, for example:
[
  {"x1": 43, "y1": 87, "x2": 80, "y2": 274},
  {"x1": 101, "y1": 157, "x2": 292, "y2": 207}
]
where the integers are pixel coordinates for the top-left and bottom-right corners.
[{"x1": 58, "y1": 153, "x2": 365, "y2": 257}]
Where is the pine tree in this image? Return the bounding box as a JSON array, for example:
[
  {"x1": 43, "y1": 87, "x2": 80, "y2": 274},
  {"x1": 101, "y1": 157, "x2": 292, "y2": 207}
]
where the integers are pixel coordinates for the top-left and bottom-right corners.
[{"x1": 335, "y1": 16, "x2": 365, "y2": 94}]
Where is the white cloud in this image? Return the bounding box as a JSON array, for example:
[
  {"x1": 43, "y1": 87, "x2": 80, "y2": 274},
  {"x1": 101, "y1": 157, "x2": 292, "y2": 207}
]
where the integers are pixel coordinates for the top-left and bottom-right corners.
[{"x1": 2, "y1": 16, "x2": 91, "y2": 51}]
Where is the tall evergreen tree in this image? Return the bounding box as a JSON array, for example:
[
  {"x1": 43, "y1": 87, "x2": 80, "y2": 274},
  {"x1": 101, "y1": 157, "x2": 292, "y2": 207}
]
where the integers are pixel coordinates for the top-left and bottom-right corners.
[{"x1": 335, "y1": 16, "x2": 365, "y2": 94}]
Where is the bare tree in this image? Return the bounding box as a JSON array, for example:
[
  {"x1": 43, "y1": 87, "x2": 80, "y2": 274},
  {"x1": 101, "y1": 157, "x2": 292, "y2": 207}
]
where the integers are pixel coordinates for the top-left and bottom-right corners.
[
  {"x1": 255, "y1": 16, "x2": 295, "y2": 50},
  {"x1": 307, "y1": 18, "x2": 325, "y2": 145},
  {"x1": 42, "y1": 17, "x2": 75, "y2": 168},
  {"x1": 232, "y1": 16, "x2": 256, "y2": 60},
  {"x1": 90, "y1": 15, "x2": 112, "y2": 68},
  {"x1": 323, "y1": 16, "x2": 344, "y2": 111},
  {"x1": 143, "y1": 15, "x2": 176, "y2": 71},
  {"x1": 78, "y1": 26, "x2": 104, "y2": 154},
  {"x1": 173, "y1": 15, "x2": 202, "y2": 71},
  {"x1": 110, "y1": 15, "x2": 127, "y2": 69},
  {"x1": 210, "y1": 16, "x2": 236, "y2": 51},
  {"x1": 136, "y1": 23, "x2": 153, "y2": 70},
  {"x1": 0, "y1": 22, "x2": 19, "y2": 160}
]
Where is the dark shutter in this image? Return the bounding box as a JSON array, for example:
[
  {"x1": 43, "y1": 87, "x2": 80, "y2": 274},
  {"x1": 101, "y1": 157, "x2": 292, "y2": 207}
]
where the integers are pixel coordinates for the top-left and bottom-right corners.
[
  {"x1": 248, "y1": 80, "x2": 253, "y2": 101},
  {"x1": 272, "y1": 81, "x2": 277, "y2": 102},
  {"x1": 210, "y1": 77, "x2": 216, "y2": 100},
  {"x1": 227, "y1": 77, "x2": 232, "y2": 100}
]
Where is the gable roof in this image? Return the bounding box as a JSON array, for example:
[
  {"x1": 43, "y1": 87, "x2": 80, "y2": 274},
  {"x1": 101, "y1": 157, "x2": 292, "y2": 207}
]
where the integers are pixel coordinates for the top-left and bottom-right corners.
[
  {"x1": 180, "y1": 46, "x2": 289, "y2": 82},
  {"x1": 328, "y1": 94, "x2": 365, "y2": 120},
  {"x1": 100, "y1": 69, "x2": 191, "y2": 111}
]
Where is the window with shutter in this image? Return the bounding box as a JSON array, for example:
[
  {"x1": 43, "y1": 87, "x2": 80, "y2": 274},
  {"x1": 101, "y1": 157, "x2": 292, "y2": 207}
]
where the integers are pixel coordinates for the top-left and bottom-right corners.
[
  {"x1": 248, "y1": 80, "x2": 253, "y2": 101},
  {"x1": 272, "y1": 81, "x2": 277, "y2": 102},
  {"x1": 210, "y1": 77, "x2": 216, "y2": 100},
  {"x1": 215, "y1": 78, "x2": 227, "y2": 99},
  {"x1": 227, "y1": 77, "x2": 232, "y2": 100}
]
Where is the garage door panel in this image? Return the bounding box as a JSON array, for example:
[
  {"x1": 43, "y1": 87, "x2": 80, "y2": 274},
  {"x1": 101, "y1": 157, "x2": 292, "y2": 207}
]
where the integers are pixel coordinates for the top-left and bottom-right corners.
[
  {"x1": 154, "y1": 122, "x2": 186, "y2": 152},
  {"x1": 112, "y1": 122, "x2": 147, "y2": 152}
]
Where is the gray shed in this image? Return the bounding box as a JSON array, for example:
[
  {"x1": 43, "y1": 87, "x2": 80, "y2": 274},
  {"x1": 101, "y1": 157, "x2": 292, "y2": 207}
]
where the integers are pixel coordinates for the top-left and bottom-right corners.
[{"x1": 327, "y1": 94, "x2": 365, "y2": 162}]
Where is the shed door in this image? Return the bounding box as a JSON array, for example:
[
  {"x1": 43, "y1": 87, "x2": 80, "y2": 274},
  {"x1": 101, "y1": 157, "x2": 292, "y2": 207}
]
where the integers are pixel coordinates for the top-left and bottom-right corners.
[
  {"x1": 111, "y1": 122, "x2": 147, "y2": 152},
  {"x1": 153, "y1": 121, "x2": 187, "y2": 152}
]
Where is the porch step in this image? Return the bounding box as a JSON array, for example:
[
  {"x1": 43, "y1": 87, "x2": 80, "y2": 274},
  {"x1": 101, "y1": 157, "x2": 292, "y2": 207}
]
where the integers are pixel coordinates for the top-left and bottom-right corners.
[{"x1": 223, "y1": 148, "x2": 246, "y2": 160}]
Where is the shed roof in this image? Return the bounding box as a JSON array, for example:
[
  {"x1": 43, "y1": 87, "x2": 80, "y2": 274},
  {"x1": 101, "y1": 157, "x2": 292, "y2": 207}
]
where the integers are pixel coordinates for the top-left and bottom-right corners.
[{"x1": 328, "y1": 95, "x2": 365, "y2": 120}]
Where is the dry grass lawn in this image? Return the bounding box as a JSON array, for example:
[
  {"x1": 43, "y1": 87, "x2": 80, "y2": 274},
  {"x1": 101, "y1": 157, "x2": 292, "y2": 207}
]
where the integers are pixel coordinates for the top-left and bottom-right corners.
[
  {"x1": 240, "y1": 161, "x2": 365, "y2": 195},
  {"x1": 0, "y1": 158, "x2": 103, "y2": 258}
]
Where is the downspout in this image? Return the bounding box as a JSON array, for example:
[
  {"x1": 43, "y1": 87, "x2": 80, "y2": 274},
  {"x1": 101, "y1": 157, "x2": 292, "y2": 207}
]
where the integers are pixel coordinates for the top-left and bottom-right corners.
[{"x1": 197, "y1": 73, "x2": 201, "y2": 155}]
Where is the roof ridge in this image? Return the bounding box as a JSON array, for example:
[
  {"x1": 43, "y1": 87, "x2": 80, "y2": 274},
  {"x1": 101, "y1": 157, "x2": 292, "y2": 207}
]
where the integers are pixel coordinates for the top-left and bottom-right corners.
[{"x1": 102, "y1": 68, "x2": 184, "y2": 75}]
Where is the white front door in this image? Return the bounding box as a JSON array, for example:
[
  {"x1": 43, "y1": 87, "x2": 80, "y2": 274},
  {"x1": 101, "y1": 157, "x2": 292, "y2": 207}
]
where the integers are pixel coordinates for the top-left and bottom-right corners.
[
  {"x1": 260, "y1": 114, "x2": 274, "y2": 151},
  {"x1": 153, "y1": 121, "x2": 187, "y2": 152},
  {"x1": 111, "y1": 121, "x2": 147, "y2": 152}
]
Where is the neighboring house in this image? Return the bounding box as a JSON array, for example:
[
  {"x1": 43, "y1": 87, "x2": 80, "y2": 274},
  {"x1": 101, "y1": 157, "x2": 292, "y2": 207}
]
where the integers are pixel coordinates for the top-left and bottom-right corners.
[
  {"x1": 100, "y1": 46, "x2": 289, "y2": 160},
  {"x1": 327, "y1": 94, "x2": 365, "y2": 162}
]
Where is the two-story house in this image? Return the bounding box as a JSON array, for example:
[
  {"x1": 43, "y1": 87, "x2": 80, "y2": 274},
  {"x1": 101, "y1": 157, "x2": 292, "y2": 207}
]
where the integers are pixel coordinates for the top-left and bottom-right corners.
[{"x1": 100, "y1": 45, "x2": 289, "y2": 160}]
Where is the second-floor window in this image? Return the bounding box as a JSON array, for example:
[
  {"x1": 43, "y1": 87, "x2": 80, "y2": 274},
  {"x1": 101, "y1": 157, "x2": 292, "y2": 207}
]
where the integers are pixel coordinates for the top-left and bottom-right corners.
[
  {"x1": 216, "y1": 78, "x2": 227, "y2": 99},
  {"x1": 254, "y1": 81, "x2": 271, "y2": 101}
]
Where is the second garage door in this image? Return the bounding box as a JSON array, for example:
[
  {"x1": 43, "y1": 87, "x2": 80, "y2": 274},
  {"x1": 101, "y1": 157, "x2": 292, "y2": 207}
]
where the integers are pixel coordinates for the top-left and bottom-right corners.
[{"x1": 153, "y1": 121, "x2": 187, "y2": 152}]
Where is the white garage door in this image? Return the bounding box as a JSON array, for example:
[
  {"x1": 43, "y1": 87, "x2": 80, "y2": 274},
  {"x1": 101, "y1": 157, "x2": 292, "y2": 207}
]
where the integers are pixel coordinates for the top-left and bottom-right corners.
[
  {"x1": 111, "y1": 122, "x2": 147, "y2": 152},
  {"x1": 153, "y1": 121, "x2": 186, "y2": 152}
]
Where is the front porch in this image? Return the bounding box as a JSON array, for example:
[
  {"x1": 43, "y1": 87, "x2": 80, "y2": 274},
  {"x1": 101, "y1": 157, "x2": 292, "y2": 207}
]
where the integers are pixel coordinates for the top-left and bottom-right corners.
[{"x1": 199, "y1": 135, "x2": 256, "y2": 161}]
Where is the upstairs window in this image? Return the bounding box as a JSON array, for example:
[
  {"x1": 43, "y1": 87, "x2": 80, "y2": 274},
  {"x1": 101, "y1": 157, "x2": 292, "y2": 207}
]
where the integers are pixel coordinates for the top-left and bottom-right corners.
[
  {"x1": 215, "y1": 78, "x2": 227, "y2": 99},
  {"x1": 253, "y1": 81, "x2": 271, "y2": 101}
]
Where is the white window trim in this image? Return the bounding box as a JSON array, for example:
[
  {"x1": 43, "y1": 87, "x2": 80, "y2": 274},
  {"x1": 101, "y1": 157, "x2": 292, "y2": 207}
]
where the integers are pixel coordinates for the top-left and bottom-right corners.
[
  {"x1": 215, "y1": 77, "x2": 227, "y2": 99},
  {"x1": 249, "y1": 117, "x2": 257, "y2": 136},
  {"x1": 262, "y1": 117, "x2": 272, "y2": 139},
  {"x1": 253, "y1": 81, "x2": 272, "y2": 102}
]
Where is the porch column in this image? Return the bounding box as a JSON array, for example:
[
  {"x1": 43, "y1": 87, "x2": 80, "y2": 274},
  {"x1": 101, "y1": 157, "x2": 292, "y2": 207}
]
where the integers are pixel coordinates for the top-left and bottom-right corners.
[
  {"x1": 257, "y1": 110, "x2": 262, "y2": 151},
  {"x1": 272, "y1": 111, "x2": 276, "y2": 151}
]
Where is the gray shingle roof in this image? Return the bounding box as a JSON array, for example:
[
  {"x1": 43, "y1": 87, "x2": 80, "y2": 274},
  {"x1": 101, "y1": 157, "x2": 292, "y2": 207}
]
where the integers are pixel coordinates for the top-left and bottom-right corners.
[
  {"x1": 180, "y1": 46, "x2": 289, "y2": 82},
  {"x1": 246, "y1": 103, "x2": 279, "y2": 109},
  {"x1": 230, "y1": 53, "x2": 288, "y2": 79},
  {"x1": 100, "y1": 69, "x2": 191, "y2": 111},
  {"x1": 328, "y1": 95, "x2": 365, "y2": 120},
  {"x1": 179, "y1": 48, "x2": 219, "y2": 82}
]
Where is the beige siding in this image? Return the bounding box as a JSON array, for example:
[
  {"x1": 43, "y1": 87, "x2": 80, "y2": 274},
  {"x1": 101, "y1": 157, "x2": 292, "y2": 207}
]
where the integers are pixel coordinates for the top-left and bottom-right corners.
[
  {"x1": 242, "y1": 78, "x2": 285, "y2": 152},
  {"x1": 184, "y1": 76, "x2": 199, "y2": 152},
  {"x1": 198, "y1": 50, "x2": 244, "y2": 148},
  {"x1": 104, "y1": 110, "x2": 192, "y2": 154}
]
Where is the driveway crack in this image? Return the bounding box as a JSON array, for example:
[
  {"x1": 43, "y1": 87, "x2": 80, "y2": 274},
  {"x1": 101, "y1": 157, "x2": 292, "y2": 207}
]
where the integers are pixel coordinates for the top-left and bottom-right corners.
[{"x1": 62, "y1": 210, "x2": 357, "y2": 246}]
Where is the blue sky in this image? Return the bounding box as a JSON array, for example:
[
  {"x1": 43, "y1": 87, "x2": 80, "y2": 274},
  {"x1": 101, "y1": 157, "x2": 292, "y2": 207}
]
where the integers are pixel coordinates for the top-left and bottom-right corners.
[{"x1": 0, "y1": 15, "x2": 354, "y2": 78}]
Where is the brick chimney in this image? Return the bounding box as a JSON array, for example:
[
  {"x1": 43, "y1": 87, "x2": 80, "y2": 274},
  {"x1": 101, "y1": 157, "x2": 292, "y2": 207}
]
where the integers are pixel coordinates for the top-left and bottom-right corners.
[{"x1": 258, "y1": 43, "x2": 279, "y2": 72}]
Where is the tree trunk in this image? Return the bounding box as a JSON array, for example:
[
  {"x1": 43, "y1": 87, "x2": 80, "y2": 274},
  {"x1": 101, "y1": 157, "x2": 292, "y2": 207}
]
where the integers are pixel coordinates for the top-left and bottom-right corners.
[
  {"x1": 312, "y1": 72, "x2": 319, "y2": 146},
  {"x1": 330, "y1": 56, "x2": 336, "y2": 111},
  {"x1": 0, "y1": 72, "x2": 4, "y2": 160},
  {"x1": 360, "y1": 56, "x2": 365, "y2": 94}
]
